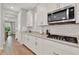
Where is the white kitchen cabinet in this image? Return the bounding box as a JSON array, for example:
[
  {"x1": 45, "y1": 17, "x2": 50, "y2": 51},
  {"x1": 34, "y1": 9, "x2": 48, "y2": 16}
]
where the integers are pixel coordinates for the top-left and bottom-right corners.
[
  {"x1": 44, "y1": 39, "x2": 79, "y2": 55},
  {"x1": 26, "y1": 10, "x2": 33, "y2": 26},
  {"x1": 27, "y1": 35, "x2": 35, "y2": 49},
  {"x1": 22, "y1": 34, "x2": 79, "y2": 55},
  {"x1": 29, "y1": 36, "x2": 37, "y2": 52},
  {"x1": 41, "y1": 9, "x2": 48, "y2": 26},
  {"x1": 24, "y1": 34, "x2": 33, "y2": 49},
  {"x1": 35, "y1": 37, "x2": 79, "y2": 55},
  {"x1": 36, "y1": 5, "x2": 48, "y2": 26},
  {"x1": 23, "y1": 35, "x2": 37, "y2": 53},
  {"x1": 34, "y1": 37, "x2": 59, "y2": 55},
  {"x1": 24, "y1": 34, "x2": 30, "y2": 47},
  {"x1": 42, "y1": 39, "x2": 59, "y2": 55},
  {"x1": 34, "y1": 38, "x2": 44, "y2": 54},
  {"x1": 43, "y1": 39, "x2": 70, "y2": 55},
  {"x1": 36, "y1": 9, "x2": 42, "y2": 26}
]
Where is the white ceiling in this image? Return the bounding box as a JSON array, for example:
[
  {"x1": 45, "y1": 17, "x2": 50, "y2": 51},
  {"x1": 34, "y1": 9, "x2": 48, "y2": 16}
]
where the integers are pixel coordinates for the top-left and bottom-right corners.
[
  {"x1": 3, "y1": 3, "x2": 38, "y2": 11},
  {"x1": 3, "y1": 3, "x2": 39, "y2": 22}
]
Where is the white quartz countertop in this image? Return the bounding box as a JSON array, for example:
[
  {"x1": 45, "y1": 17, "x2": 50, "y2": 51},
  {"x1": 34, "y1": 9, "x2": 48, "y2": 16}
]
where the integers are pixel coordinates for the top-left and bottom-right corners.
[{"x1": 25, "y1": 32, "x2": 79, "y2": 49}]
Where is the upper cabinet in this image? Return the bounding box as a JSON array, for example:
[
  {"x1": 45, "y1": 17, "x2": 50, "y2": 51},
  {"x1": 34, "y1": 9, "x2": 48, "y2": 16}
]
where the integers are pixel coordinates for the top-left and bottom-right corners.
[
  {"x1": 26, "y1": 10, "x2": 33, "y2": 26},
  {"x1": 36, "y1": 5, "x2": 48, "y2": 26}
]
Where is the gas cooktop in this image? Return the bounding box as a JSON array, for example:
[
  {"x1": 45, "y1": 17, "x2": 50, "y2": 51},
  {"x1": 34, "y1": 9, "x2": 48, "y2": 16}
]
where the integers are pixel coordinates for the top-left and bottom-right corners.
[{"x1": 47, "y1": 34, "x2": 78, "y2": 44}]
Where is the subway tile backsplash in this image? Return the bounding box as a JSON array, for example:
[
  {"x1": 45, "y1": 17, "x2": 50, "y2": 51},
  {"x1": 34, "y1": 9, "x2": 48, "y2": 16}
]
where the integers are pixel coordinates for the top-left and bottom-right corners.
[
  {"x1": 48, "y1": 24, "x2": 79, "y2": 37},
  {"x1": 32, "y1": 24, "x2": 79, "y2": 39}
]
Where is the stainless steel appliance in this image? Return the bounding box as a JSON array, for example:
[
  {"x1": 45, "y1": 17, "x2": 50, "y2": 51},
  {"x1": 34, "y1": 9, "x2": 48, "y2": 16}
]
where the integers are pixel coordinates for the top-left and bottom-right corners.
[
  {"x1": 48, "y1": 6, "x2": 75, "y2": 24},
  {"x1": 47, "y1": 34, "x2": 78, "y2": 44}
]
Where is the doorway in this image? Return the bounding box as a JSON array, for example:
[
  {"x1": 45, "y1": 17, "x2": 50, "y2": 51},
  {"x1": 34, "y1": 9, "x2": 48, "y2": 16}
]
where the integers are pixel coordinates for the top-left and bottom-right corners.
[{"x1": 4, "y1": 21, "x2": 15, "y2": 41}]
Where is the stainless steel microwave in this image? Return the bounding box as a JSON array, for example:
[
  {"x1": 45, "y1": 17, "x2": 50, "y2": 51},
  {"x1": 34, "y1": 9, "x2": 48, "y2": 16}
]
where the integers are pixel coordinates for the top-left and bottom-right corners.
[{"x1": 48, "y1": 6, "x2": 75, "y2": 24}]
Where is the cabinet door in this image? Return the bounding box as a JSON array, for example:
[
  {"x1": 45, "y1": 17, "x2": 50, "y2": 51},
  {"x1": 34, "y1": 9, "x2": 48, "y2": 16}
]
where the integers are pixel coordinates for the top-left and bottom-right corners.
[
  {"x1": 27, "y1": 35, "x2": 35, "y2": 49},
  {"x1": 24, "y1": 35, "x2": 33, "y2": 49},
  {"x1": 36, "y1": 6, "x2": 48, "y2": 26},
  {"x1": 33, "y1": 38, "x2": 61, "y2": 55},
  {"x1": 34, "y1": 38, "x2": 56, "y2": 55},
  {"x1": 41, "y1": 8, "x2": 48, "y2": 25},
  {"x1": 42, "y1": 39, "x2": 74, "y2": 55},
  {"x1": 26, "y1": 10, "x2": 33, "y2": 26},
  {"x1": 29, "y1": 36, "x2": 36, "y2": 51},
  {"x1": 35, "y1": 37, "x2": 44, "y2": 55},
  {"x1": 24, "y1": 35, "x2": 30, "y2": 47},
  {"x1": 41, "y1": 39, "x2": 59, "y2": 55},
  {"x1": 36, "y1": 6, "x2": 44, "y2": 26},
  {"x1": 54, "y1": 42, "x2": 79, "y2": 55},
  {"x1": 45, "y1": 39, "x2": 79, "y2": 55}
]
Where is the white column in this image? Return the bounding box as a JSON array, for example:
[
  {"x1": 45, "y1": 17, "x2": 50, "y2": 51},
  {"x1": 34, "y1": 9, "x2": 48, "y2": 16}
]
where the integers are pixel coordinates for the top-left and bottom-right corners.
[
  {"x1": 16, "y1": 10, "x2": 22, "y2": 43},
  {"x1": 0, "y1": 3, "x2": 5, "y2": 49},
  {"x1": 16, "y1": 9, "x2": 27, "y2": 44}
]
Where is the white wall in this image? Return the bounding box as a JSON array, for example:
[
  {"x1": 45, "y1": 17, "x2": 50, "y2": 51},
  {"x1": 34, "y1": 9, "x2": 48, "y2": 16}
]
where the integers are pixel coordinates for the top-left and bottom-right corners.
[
  {"x1": 0, "y1": 4, "x2": 5, "y2": 49},
  {"x1": 16, "y1": 9, "x2": 22, "y2": 42},
  {"x1": 26, "y1": 10, "x2": 33, "y2": 26}
]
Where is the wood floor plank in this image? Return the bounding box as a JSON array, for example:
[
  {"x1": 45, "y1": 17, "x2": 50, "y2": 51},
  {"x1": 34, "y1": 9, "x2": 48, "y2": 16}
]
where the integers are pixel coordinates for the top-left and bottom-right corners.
[{"x1": 0, "y1": 36, "x2": 34, "y2": 55}]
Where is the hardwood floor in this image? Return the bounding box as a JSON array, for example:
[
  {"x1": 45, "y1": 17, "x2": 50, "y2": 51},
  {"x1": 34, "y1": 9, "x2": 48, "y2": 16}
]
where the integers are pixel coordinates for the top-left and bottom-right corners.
[{"x1": 0, "y1": 35, "x2": 34, "y2": 55}]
